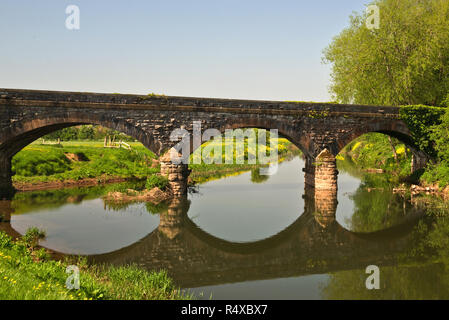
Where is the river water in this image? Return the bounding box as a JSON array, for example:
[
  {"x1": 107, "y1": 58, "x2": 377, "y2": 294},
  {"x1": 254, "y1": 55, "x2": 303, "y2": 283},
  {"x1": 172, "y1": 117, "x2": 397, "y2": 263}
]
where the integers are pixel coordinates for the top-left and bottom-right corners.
[{"x1": 1, "y1": 156, "x2": 449, "y2": 299}]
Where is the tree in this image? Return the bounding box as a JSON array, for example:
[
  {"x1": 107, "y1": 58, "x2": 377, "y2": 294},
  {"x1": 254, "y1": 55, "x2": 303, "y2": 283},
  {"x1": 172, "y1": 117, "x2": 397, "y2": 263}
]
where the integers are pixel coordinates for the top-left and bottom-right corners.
[{"x1": 322, "y1": 0, "x2": 449, "y2": 106}]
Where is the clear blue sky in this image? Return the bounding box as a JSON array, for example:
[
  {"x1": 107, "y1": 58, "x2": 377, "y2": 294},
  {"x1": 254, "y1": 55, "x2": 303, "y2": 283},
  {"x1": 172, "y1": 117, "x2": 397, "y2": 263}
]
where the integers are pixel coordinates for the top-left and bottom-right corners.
[{"x1": 0, "y1": 0, "x2": 369, "y2": 101}]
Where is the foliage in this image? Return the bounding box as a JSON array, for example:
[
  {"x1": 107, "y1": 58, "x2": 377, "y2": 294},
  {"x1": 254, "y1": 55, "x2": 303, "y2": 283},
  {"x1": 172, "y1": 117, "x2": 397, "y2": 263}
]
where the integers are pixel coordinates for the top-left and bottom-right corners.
[
  {"x1": 323, "y1": 0, "x2": 449, "y2": 106},
  {"x1": 421, "y1": 161, "x2": 449, "y2": 187},
  {"x1": 189, "y1": 130, "x2": 300, "y2": 183},
  {"x1": 399, "y1": 105, "x2": 446, "y2": 158},
  {"x1": 43, "y1": 125, "x2": 137, "y2": 142},
  {"x1": 12, "y1": 149, "x2": 71, "y2": 177},
  {"x1": 429, "y1": 107, "x2": 449, "y2": 162},
  {"x1": 21, "y1": 228, "x2": 46, "y2": 249},
  {"x1": 413, "y1": 107, "x2": 449, "y2": 187},
  {"x1": 145, "y1": 175, "x2": 169, "y2": 191},
  {"x1": 12, "y1": 142, "x2": 157, "y2": 183},
  {"x1": 0, "y1": 230, "x2": 191, "y2": 300},
  {"x1": 338, "y1": 133, "x2": 411, "y2": 177}
]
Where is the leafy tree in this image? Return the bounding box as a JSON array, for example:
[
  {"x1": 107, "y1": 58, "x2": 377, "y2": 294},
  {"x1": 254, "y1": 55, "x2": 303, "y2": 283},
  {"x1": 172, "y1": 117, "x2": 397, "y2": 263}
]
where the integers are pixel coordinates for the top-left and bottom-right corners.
[
  {"x1": 323, "y1": 0, "x2": 449, "y2": 106},
  {"x1": 430, "y1": 107, "x2": 449, "y2": 162}
]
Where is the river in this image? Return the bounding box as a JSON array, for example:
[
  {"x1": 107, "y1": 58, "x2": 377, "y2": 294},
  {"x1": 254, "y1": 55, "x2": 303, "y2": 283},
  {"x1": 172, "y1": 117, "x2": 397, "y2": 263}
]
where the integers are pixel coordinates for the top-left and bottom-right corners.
[{"x1": 1, "y1": 156, "x2": 449, "y2": 299}]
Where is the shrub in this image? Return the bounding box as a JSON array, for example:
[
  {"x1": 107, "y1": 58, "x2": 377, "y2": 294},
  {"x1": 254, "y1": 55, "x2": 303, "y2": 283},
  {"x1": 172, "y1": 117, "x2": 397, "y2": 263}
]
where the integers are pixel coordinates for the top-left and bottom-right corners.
[
  {"x1": 146, "y1": 175, "x2": 169, "y2": 191},
  {"x1": 399, "y1": 105, "x2": 446, "y2": 158},
  {"x1": 22, "y1": 227, "x2": 46, "y2": 248}
]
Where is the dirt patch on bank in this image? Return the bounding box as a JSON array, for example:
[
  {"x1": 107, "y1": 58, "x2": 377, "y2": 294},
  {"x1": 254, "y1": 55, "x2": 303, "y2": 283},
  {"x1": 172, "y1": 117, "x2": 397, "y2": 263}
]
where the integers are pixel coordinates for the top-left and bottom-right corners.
[{"x1": 103, "y1": 187, "x2": 173, "y2": 203}]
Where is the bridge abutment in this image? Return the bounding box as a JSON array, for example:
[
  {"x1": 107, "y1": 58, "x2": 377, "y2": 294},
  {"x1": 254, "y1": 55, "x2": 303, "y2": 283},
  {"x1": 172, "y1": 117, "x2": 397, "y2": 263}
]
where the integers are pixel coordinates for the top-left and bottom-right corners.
[
  {"x1": 0, "y1": 155, "x2": 15, "y2": 200},
  {"x1": 160, "y1": 150, "x2": 191, "y2": 197}
]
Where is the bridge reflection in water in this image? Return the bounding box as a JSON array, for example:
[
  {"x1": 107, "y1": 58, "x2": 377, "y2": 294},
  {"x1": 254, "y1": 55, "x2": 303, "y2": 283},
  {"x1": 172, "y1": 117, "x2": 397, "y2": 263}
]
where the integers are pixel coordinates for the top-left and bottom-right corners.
[{"x1": 78, "y1": 187, "x2": 422, "y2": 289}]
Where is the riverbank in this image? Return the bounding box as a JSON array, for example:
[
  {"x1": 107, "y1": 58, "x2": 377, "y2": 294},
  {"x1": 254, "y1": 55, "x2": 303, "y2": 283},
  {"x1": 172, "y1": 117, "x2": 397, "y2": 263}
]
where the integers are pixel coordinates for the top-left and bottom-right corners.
[
  {"x1": 12, "y1": 141, "x2": 159, "y2": 186},
  {"x1": 11, "y1": 136, "x2": 300, "y2": 192},
  {"x1": 0, "y1": 230, "x2": 191, "y2": 300}
]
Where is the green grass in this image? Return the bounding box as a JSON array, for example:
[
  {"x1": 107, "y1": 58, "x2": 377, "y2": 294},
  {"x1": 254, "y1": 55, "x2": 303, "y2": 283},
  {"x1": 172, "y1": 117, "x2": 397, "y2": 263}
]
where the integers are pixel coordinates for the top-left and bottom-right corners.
[
  {"x1": 338, "y1": 133, "x2": 412, "y2": 178},
  {"x1": 0, "y1": 230, "x2": 191, "y2": 300},
  {"x1": 146, "y1": 175, "x2": 169, "y2": 191},
  {"x1": 13, "y1": 135, "x2": 300, "y2": 186},
  {"x1": 12, "y1": 141, "x2": 158, "y2": 184}
]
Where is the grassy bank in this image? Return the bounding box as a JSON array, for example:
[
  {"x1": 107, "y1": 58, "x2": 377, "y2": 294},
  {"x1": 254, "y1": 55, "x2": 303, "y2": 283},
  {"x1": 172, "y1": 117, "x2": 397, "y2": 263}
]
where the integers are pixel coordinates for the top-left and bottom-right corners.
[
  {"x1": 0, "y1": 230, "x2": 190, "y2": 300},
  {"x1": 12, "y1": 132, "x2": 301, "y2": 188},
  {"x1": 337, "y1": 132, "x2": 412, "y2": 179},
  {"x1": 12, "y1": 141, "x2": 158, "y2": 185}
]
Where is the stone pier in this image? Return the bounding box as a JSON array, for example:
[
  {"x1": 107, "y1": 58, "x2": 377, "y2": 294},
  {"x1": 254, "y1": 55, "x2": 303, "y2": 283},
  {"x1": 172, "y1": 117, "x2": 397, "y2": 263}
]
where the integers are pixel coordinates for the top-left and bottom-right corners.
[
  {"x1": 304, "y1": 149, "x2": 338, "y2": 192},
  {"x1": 160, "y1": 150, "x2": 191, "y2": 197},
  {"x1": 0, "y1": 155, "x2": 15, "y2": 200}
]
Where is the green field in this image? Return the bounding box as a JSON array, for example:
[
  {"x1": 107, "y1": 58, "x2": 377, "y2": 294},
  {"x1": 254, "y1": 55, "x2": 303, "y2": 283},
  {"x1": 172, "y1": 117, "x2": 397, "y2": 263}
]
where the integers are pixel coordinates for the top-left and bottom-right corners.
[{"x1": 12, "y1": 141, "x2": 158, "y2": 184}]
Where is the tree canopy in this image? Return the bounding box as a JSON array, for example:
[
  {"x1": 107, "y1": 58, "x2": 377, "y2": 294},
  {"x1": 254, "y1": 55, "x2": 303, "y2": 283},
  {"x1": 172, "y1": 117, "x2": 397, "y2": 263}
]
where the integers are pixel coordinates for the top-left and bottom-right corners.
[{"x1": 323, "y1": 0, "x2": 449, "y2": 106}]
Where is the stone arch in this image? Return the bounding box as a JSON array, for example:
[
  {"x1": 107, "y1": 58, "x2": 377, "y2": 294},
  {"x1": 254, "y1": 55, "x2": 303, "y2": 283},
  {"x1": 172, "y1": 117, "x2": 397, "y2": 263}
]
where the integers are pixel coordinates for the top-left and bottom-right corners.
[
  {"x1": 174, "y1": 117, "x2": 310, "y2": 158},
  {"x1": 0, "y1": 113, "x2": 166, "y2": 198},
  {"x1": 0, "y1": 113, "x2": 164, "y2": 158},
  {"x1": 329, "y1": 119, "x2": 417, "y2": 157}
]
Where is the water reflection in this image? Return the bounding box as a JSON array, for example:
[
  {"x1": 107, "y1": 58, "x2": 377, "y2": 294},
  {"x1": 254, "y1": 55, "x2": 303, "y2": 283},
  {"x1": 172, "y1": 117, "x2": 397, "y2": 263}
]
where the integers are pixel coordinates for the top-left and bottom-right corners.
[{"x1": 0, "y1": 156, "x2": 443, "y2": 299}]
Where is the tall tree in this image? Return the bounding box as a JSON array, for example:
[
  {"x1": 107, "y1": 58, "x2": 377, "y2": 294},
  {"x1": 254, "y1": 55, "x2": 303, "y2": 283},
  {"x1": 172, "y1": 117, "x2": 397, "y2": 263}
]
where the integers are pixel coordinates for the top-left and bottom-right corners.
[{"x1": 323, "y1": 0, "x2": 449, "y2": 106}]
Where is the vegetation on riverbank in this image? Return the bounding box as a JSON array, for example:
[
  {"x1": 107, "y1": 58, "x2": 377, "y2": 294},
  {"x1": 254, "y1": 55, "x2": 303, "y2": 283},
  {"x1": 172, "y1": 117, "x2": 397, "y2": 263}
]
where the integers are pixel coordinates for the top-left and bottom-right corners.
[
  {"x1": 0, "y1": 229, "x2": 191, "y2": 300},
  {"x1": 337, "y1": 133, "x2": 411, "y2": 178},
  {"x1": 325, "y1": 0, "x2": 449, "y2": 191},
  {"x1": 189, "y1": 135, "x2": 300, "y2": 184},
  {"x1": 339, "y1": 105, "x2": 449, "y2": 191},
  {"x1": 12, "y1": 141, "x2": 158, "y2": 186}
]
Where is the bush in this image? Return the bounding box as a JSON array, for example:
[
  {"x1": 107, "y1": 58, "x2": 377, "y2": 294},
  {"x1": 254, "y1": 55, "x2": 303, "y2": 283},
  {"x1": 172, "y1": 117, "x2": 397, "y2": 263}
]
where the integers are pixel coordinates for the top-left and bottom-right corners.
[
  {"x1": 399, "y1": 105, "x2": 446, "y2": 158},
  {"x1": 146, "y1": 175, "x2": 169, "y2": 191},
  {"x1": 22, "y1": 227, "x2": 46, "y2": 248},
  {"x1": 430, "y1": 108, "x2": 449, "y2": 163}
]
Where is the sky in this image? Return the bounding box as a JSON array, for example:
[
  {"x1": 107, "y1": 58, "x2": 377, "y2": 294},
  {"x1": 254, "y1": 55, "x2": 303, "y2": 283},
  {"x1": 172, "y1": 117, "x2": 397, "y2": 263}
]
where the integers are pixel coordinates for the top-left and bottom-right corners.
[{"x1": 0, "y1": 0, "x2": 369, "y2": 102}]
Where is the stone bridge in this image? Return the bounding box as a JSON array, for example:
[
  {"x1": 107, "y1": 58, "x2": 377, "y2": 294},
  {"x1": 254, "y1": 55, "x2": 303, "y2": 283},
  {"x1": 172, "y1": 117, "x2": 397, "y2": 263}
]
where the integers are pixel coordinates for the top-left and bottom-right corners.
[{"x1": 0, "y1": 88, "x2": 428, "y2": 198}]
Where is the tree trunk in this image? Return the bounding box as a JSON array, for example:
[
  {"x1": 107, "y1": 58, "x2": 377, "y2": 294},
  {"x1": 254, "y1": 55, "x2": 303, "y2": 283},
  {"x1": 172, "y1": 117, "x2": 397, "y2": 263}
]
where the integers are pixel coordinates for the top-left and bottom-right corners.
[{"x1": 388, "y1": 136, "x2": 399, "y2": 165}]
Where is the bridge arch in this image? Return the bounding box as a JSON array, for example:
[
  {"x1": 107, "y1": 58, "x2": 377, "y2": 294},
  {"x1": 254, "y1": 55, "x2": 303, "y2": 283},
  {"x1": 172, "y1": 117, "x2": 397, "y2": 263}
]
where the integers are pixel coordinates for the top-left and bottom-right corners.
[
  {"x1": 0, "y1": 113, "x2": 167, "y2": 199},
  {"x1": 0, "y1": 114, "x2": 163, "y2": 158},
  {"x1": 330, "y1": 120, "x2": 417, "y2": 157},
  {"x1": 176, "y1": 118, "x2": 310, "y2": 158}
]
